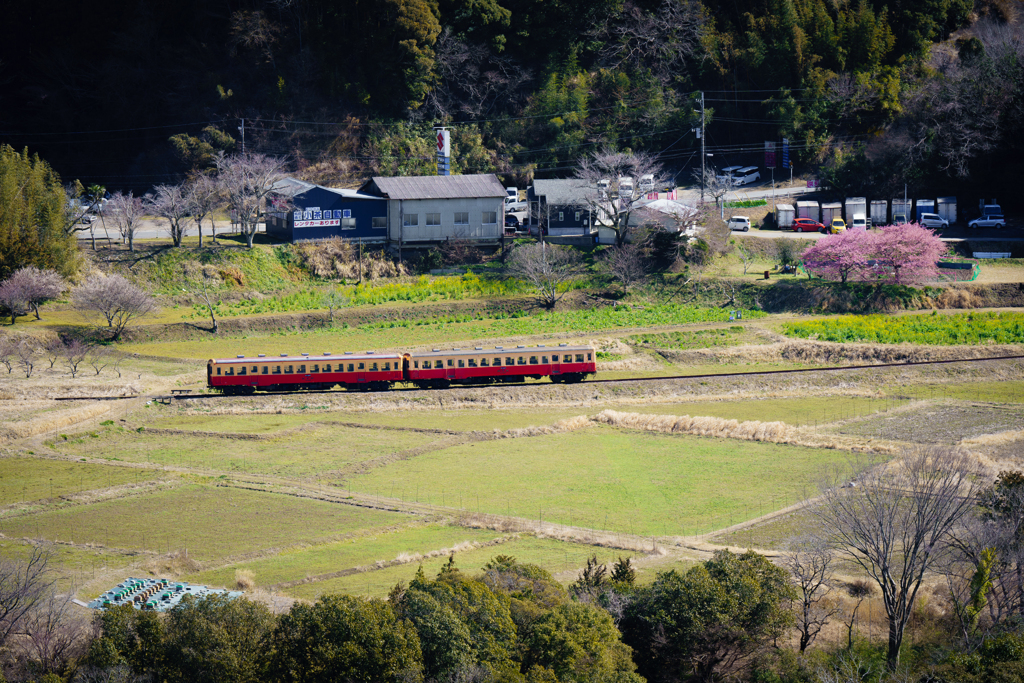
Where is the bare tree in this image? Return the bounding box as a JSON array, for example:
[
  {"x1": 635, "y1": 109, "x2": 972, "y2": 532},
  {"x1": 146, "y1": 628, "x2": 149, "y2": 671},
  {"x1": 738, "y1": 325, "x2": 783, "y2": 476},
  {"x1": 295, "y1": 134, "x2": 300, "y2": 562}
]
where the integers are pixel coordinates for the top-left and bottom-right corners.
[
  {"x1": 60, "y1": 339, "x2": 90, "y2": 378},
  {"x1": 215, "y1": 152, "x2": 287, "y2": 248},
  {"x1": 505, "y1": 242, "x2": 586, "y2": 308},
  {"x1": 735, "y1": 241, "x2": 756, "y2": 275},
  {"x1": 87, "y1": 346, "x2": 111, "y2": 376},
  {"x1": 785, "y1": 537, "x2": 839, "y2": 653},
  {"x1": 813, "y1": 448, "x2": 981, "y2": 671},
  {"x1": 148, "y1": 183, "x2": 191, "y2": 247},
  {"x1": 0, "y1": 335, "x2": 16, "y2": 373},
  {"x1": 111, "y1": 350, "x2": 130, "y2": 378},
  {"x1": 17, "y1": 588, "x2": 90, "y2": 678},
  {"x1": 692, "y1": 165, "x2": 732, "y2": 206},
  {"x1": 0, "y1": 267, "x2": 66, "y2": 323},
  {"x1": 602, "y1": 242, "x2": 649, "y2": 294},
  {"x1": 0, "y1": 546, "x2": 57, "y2": 653},
  {"x1": 841, "y1": 580, "x2": 875, "y2": 650},
  {"x1": 574, "y1": 148, "x2": 668, "y2": 245},
  {"x1": 321, "y1": 287, "x2": 349, "y2": 327},
  {"x1": 591, "y1": 0, "x2": 708, "y2": 86},
  {"x1": 107, "y1": 192, "x2": 146, "y2": 253},
  {"x1": 43, "y1": 336, "x2": 63, "y2": 369},
  {"x1": 185, "y1": 173, "x2": 221, "y2": 247},
  {"x1": 16, "y1": 339, "x2": 37, "y2": 378},
  {"x1": 182, "y1": 265, "x2": 221, "y2": 334},
  {"x1": 72, "y1": 274, "x2": 158, "y2": 341}
]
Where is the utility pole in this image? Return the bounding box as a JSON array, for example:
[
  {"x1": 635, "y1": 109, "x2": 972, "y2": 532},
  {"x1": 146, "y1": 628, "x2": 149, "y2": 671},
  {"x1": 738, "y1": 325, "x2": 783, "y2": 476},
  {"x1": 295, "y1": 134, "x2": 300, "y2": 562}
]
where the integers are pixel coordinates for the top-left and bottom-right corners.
[
  {"x1": 238, "y1": 118, "x2": 245, "y2": 154},
  {"x1": 699, "y1": 92, "x2": 706, "y2": 203}
]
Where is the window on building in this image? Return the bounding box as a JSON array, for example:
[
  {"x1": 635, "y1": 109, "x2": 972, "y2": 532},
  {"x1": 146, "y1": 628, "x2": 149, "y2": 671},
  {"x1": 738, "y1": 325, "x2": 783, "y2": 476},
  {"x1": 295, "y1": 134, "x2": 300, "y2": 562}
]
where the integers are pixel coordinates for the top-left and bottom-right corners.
[
  {"x1": 403, "y1": 214, "x2": 418, "y2": 227},
  {"x1": 559, "y1": 211, "x2": 564, "y2": 222},
  {"x1": 341, "y1": 218, "x2": 356, "y2": 230},
  {"x1": 454, "y1": 212, "x2": 469, "y2": 225},
  {"x1": 482, "y1": 211, "x2": 497, "y2": 225},
  {"x1": 575, "y1": 211, "x2": 581, "y2": 221},
  {"x1": 372, "y1": 216, "x2": 387, "y2": 229},
  {"x1": 426, "y1": 213, "x2": 440, "y2": 226}
]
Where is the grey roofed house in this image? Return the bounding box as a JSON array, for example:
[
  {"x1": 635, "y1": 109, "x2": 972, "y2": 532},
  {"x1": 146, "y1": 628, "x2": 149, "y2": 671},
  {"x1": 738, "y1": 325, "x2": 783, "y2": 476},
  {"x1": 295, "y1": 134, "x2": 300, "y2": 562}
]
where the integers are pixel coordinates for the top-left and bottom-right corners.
[
  {"x1": 528, "y1": 179, "x2": 596, "y2": 237},
  {"x1": 360, "y1": 174, "x2": 506, "y2": 199},
  {"x1": 530, "y1": 178, "x2": 592, "y2": 205}
]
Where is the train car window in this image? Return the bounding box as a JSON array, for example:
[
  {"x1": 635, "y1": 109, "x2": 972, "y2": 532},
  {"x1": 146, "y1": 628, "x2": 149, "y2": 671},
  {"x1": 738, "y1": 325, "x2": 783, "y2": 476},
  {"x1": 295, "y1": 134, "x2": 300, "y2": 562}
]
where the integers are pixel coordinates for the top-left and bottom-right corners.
[
  {"x1": 480, "y1": 358, "x2": 489, "y2": 367},
  {"x1": 447, "y1": 359, "x2": 454, "y2": 367},
  {"x1": 298, "y1": 365, "x2": 306, "y2": 373},
  {"x1": 413, "y1": 361, "x2": 419, "y2": 369},
  {"x1": 238, "y1": 367, "x2": 247, "y2": 376},
  {"x1": 262, "y1": 366, "x2": 268, "y2": 375},
  {"x1": 324, "y1": 364, "x2": 331, "y2": 372},
  {"x1": 493, "y1": 358, "x2": 501, "y2": 366},
  {"x1": 252, "y1": 366, "x2": 258, "y2": 373},
  {"x1": 347, "y1": 364, "x2": 354, "y2": 372},
  {"x1": 225, "y1": 367, "x2": 235, "y2": 375},
  {"x1": 541, "y1": 356, "x2": 548, "y2": 364},
  {"x1": 216, "y1": 367, "x2": 221, "y2": 375},
  {"x1": 384, "y1": 362, "x2": 391, "y2": 371},
  {"x1": 467, "y1": 359, "x2": 476, "y2": 367},
  {"x1": 575, "y1": 354, "x2": 584, "y2": 363},
  {"x1": 358, "y1": 362, "x2": 365, "y2": 370},
  {"x1": 588, "y1": 353, "x2": 592, "y2": 360},
  {"x1": 518, "y1": 357, "x2": 526, "y2": 365},
  {"x1": 370, "y1": 362, "x2": 378, "y2": 371},
  {"x1": 285, "y1": 365, "x2": 294, "y2": 374},
  {"x1": 273, "y1": 366, "x2": 281, "y2": 374},
  {"x1": 507, "y1": 357, "x2": 515, "y2": 366},
  {"x1": 529, "y1": 356, "x2": 538, "y2": 365},
  {"x1": 435, "y1": 360, "x2": 443, "y2": 369},
  {"x1": 457, "y1": 360, "x2": 465, "y2": 368},
  {"x1": 311, "y1": 364, "x2": 318, "y2": 372}
]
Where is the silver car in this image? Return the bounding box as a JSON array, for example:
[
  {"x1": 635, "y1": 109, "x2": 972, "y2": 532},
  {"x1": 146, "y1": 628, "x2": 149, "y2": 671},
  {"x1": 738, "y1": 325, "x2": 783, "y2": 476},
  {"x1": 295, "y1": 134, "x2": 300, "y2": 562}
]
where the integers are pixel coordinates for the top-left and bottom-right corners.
[{"x1": 918, "y1": 213, "x2": 948, "y2": 229}]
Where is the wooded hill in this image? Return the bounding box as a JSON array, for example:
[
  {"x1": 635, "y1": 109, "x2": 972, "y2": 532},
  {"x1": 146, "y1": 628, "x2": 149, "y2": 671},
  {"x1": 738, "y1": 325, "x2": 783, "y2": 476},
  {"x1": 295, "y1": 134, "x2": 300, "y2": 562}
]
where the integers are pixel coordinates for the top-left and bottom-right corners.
[{"x1": 2, "y1": 0, "x2": 1021, "y2": 203}]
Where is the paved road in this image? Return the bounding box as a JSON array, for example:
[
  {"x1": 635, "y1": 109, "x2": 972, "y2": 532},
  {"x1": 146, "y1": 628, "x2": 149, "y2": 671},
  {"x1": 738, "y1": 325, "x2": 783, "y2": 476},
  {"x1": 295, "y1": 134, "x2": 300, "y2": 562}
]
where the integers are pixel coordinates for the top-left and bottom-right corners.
[{"x1": 74, "y1": 218, "x2": 251, "y2": 241}]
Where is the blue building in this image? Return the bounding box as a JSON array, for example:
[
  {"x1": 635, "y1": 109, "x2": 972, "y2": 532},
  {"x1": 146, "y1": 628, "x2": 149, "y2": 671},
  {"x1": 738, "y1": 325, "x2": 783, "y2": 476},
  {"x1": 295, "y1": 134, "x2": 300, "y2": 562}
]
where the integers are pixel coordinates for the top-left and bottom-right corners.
[{"x1": 266, "y1": 178, "x2": 388, "y2": 243}]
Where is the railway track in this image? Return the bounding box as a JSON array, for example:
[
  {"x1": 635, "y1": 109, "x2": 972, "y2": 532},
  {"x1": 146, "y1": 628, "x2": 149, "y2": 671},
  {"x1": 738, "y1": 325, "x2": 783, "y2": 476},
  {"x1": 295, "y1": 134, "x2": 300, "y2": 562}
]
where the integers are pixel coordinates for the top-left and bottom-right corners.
[{"x1": 50, "y1": 353, "x2": 1024, "y2": 402}]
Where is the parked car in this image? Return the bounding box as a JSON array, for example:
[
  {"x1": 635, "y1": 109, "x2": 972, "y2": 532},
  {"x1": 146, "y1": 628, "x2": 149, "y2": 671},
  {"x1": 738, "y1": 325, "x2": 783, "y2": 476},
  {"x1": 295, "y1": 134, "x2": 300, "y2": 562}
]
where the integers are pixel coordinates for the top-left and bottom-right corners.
[
  {"x1": 792, "y1": 217, "x2": 824, "y2": 233},
  {"x1": 78, "y1": 214, "x2": 95, "y2": 224},
  {"x1": 727, "y1": 216, "x2": 751, "y2": 232},
  {"x1": 828, "y1": 218, "x2": 847, "y2": 234},
  {"x1": 504, "y1": 214, "x2": 519, "y2": 228},
  {"x1": 892, "y1": 213, "x2": 908, "y2": 225},
  {"x1": 919, "y1": 213, "x2": 949, "y2": 229},
  {"x1": 851, "y1": 213, "x2": 869, "y2": 231},
  {"x1": 968, "y1": 215, "x2": 1006, "y2": 229}
]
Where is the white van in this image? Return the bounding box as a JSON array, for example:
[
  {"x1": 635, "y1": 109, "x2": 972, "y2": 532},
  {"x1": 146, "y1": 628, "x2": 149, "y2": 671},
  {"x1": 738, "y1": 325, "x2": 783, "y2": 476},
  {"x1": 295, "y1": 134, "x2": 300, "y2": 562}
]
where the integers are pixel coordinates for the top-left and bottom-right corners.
[
  {"x1": 617, "y1": 176, "x2": 634, "y2": 198},
  {"x1": 638, "y1": 174, "x2": 655, "y2": 193},
  {"x1": 732, "y1": 166, "x2": 761, "y2": 186},
  {"x1": 852, "y1": 213, "x2": 868, "y2": 231}
]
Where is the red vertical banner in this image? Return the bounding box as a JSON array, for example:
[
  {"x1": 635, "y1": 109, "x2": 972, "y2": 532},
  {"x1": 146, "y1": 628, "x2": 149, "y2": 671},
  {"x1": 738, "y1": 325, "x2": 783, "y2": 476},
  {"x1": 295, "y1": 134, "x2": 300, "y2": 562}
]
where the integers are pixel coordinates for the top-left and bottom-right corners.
[{"x1": 765, "y1": 141, "x2": 776, "y2": 168}]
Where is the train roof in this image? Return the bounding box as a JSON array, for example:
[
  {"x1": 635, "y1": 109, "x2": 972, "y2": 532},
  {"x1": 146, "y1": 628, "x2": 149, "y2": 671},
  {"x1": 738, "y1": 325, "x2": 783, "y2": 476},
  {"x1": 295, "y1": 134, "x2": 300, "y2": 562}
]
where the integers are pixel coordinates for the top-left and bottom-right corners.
[
  {"x1": 409, "y1": 344, "x2": 593, "y2": 357},
  {"x1": 211, "y1": 351, "x2": 401, "y2": 364}
]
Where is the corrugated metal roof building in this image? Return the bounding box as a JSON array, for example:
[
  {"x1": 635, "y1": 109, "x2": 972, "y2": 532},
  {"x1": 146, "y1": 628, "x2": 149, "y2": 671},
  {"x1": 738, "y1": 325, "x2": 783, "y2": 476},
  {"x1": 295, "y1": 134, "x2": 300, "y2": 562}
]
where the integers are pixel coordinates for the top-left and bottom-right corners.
[
  {"x1": 358, "y1": 174, "x2": 506, "y2": 248},
  {"x1": 527, "y1": 179, "x2": 596, "y2": 237}
]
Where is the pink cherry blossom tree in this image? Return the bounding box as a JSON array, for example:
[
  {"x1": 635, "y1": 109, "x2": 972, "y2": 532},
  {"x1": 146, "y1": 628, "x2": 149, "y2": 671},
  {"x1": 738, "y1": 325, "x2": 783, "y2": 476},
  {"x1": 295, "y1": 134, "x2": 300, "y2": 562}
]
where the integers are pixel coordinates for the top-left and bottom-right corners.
[
  {"x1": 868, "y1": 222, "x2": 946, "y2": 285},
  {"x1": 800, "y1": 231, "x2": 873, "y2": 283}
]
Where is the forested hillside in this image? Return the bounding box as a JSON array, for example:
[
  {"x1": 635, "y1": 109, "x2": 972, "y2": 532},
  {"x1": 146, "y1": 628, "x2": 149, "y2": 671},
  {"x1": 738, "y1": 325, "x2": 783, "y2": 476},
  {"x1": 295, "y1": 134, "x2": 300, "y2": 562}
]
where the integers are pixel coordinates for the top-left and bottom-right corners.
[{"x1": 2, "y1": 0, "x2": 1021, "y2": 201}]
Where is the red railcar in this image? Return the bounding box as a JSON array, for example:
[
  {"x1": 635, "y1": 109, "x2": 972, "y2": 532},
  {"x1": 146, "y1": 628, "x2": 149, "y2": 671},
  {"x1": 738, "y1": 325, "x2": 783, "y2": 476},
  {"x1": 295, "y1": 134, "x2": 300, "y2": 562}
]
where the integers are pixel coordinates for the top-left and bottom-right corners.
[
  {"x1": 404, "y1": 344, "x2": 595, "y2": 389},
  {"x1": 207, "y1": 344, "x2": 596, "y2": 393},
  {"x1": 207, "y1": 351, "x2": 404, "y2": 394}
]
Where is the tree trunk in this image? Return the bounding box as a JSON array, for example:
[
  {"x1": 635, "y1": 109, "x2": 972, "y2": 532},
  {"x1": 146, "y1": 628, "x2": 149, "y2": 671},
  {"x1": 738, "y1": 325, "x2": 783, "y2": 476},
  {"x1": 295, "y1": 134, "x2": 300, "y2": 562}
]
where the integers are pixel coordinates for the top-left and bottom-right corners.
[
  {"x1": 886, "y1": 617, "x2": 902, "y2": 671},
  {"x1": 198, "y1": 221, "x2": 203, "y2": 248},
  {"x1": 128, "y1": 233, "x2": 135, "y2": 253}
]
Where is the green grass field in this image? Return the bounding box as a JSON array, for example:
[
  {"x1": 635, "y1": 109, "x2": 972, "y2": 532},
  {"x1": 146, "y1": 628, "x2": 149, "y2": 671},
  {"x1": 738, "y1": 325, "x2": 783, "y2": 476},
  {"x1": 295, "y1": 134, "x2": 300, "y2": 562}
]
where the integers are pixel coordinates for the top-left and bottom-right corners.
[
  {"x1": 49, "y1": 423, "x2": 438, "y2": 479},
  {"x1": 713, "y1": 509, "x2": 818, "y2": 550},
  {"x1": 344, "y1": 426, "x2": 839, "y2": 536},
  {"x1": 0, "y1": 485, "x2": 405, "y2": 560},
  {"x1": 0, "y1": 458, "x2": 163, "y2": 505},
  {"x1": 283, "y1": 535, "x2": 641, "y2": 600},
  {"x1": 186, "y1": 523, "x2": 507, "y2": 588}
]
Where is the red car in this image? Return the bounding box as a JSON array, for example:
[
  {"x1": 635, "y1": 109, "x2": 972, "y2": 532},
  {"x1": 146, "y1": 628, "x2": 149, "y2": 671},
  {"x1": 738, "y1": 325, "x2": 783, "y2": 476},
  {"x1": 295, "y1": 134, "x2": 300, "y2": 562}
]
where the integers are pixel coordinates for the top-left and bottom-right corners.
[{"x1": 792, "y1": 217, "x2": 825, "y2": 233}]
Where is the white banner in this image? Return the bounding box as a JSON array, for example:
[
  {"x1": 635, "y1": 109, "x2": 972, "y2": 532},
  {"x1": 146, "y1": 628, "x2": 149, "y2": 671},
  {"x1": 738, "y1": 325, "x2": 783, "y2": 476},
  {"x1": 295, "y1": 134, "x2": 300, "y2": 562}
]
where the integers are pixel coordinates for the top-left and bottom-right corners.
[{"x1": 295, "y1": 219, "x2": 341, "y2": 228}]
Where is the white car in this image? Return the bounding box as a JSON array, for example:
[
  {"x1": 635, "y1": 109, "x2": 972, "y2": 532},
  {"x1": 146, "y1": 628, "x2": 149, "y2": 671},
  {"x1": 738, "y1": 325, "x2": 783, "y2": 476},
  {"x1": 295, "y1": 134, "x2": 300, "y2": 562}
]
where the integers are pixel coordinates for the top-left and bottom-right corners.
[
  {"x1": 918, "y1": 213, "x2": 949, "y2": 229},
  {"x1": 727, "y1": 216, "x2": 751, "y2": 232},
  {"x1": 968, "y1": 215, "x2": 1005, "y2": 229}
]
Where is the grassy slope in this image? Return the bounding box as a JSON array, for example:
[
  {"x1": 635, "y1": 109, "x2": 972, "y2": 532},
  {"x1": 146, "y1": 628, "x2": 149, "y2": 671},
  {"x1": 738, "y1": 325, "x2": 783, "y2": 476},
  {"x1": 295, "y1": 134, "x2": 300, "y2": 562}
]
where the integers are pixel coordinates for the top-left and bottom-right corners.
[{"x1": 0, "y1": 458, "x2": 161, "y2": 505}]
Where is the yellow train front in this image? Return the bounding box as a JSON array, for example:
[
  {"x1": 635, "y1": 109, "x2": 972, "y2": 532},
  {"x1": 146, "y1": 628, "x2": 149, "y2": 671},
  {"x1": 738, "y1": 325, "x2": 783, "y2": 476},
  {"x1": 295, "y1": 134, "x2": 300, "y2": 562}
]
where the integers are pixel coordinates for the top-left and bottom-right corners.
[{"x1": 207, "y1": 344, "x2": 597, "y2": 393}]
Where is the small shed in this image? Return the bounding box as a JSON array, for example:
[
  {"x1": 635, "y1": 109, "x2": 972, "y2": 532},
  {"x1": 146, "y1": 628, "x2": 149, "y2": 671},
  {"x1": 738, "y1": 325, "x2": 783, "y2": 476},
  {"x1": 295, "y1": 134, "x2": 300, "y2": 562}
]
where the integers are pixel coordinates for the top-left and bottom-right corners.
[
  {"x1": 892, "y1": 198, "x2": 912, "y2": 221},
  {"x1": 937, "y1": 197, "x2": 957, "y2": 224},
  {"x1": 776, "y1": 204, "x2": 795, "y2": 229},
  {"x1": 915, "y1": 199, "x2": 935, "y2": 220},
  {"x1": 844, "y1": 197, "x2": 867, "y2": 222},
  {"x1": 796, "y1": 200, "x2": 820, "y2": 222},
  {"x1": 821, "y1": 202, "x2": 842, "y2": 224},
  {"x1": 870, "y1": 200, "x2": 887, "y2": 225}
]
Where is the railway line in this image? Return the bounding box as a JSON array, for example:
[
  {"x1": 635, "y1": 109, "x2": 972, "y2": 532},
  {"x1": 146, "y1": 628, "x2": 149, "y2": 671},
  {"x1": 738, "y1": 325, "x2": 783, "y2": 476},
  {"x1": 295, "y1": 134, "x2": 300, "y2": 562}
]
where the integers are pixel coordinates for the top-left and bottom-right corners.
[{"x1": 51, "y1": 353, "x2": 1024, "y2": 402}]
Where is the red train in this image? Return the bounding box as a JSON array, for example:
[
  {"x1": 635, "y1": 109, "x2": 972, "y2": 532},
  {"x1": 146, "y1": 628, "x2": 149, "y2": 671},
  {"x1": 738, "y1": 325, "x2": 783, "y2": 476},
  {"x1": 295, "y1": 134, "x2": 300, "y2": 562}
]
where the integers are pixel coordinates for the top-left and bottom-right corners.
[{"x1": 207, "y1": 344, "x2": 597, "y2": 394}]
